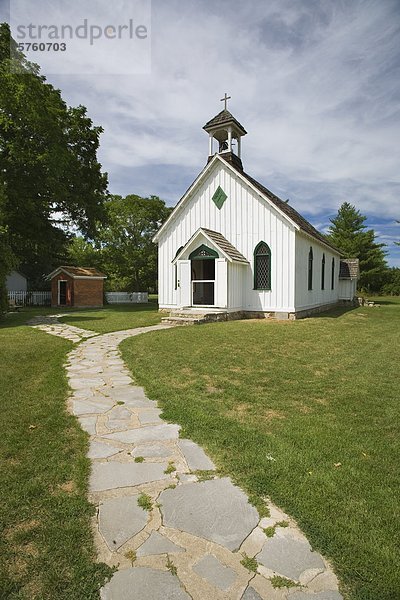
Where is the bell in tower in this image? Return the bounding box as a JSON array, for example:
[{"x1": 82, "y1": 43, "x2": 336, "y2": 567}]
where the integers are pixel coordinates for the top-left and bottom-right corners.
[{"x1": 203, "y1": 94, "x2": 247, "y2": 170}]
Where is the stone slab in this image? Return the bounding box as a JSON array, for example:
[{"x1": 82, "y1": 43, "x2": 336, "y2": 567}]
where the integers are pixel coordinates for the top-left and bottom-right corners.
[
  {"x1": 103, "y1": 423, "x2": 180, "y2": 444},
  {"x1": 107, "y1": 405, "x2": 132, "y2": 420},
  {"x1": 72, "y1": 400, "x2": 108, "y2": 416},
  {"x1": 257, "y1": 535, "x2": 325, "y2": 581},
  {"x1": 242, "y1": 586, "x2": 263, "y2": 600},
  {"x1": 160, "y1": 478, "x2": 259, "y2": 551},
  {"x1": 105, "y1": 386, "x2": 147, "y2": 400},
  {"x1": 106, "y1": 420, "x2": 131, "y2": 431},
  {"x1": 138, "y1": 409, "x2": 163, "y2": 425},
  {"x1": 308, "y1": 571, "x2": 340, "y2": 593},
  {"x1": 100, "y1": 567, "x2": 190, "y2": 599},
  {"x1": 88, "y1": 441, "x2": 121, "y2": 459},
  {"x1": 137, "y1": 531, "x2": 184, "y2": 556},
  {"x1": 131, "y1": 444, "x2": 172, "y2": 459},
  {"x1": 193, "y1": 554, "x2": 236, "y2": 591},
  {"x1": 78, "y1": 416, "x2": 97, "y2": 435},
  {"x1": 178, "y1": 438, "x2": 215, "y2": 471},
  {"x1": 90, "y1": 461, "x2": 168, "y2": 492},
  {"x1": 98, "y1": 494, "x2": 148, "y2": 550},
  {"x1": 70, "y1": 377, "x2": 105, "y2": 389},
  {"x1": 289, "y1": 592, "x2": 343, "y2": 600},
  {"x1": 124, "y1": 397, "x2": 156, "y2": 408},
  {"x1": 109, "y1": 376, "x2": 132, "y2": 385},
  {"x1": 179, "y1": 473, "x2": 198, "y2": 483}
]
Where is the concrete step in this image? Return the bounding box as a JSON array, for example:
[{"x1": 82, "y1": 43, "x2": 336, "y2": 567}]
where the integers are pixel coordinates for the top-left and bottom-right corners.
[{"x1": 161, "y1": 316, "x2": 206, "y2": 326}]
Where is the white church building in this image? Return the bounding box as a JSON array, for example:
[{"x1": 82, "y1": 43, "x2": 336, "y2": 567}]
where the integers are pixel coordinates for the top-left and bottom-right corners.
[{"x1": 154, "y1": 100, "x2": 358, "y2": 321}]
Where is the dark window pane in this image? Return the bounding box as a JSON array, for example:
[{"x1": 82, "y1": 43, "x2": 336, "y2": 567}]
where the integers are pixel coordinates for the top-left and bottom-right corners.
[{"x1": 256, "y1": 255, "x2": 271, "y2": 289}]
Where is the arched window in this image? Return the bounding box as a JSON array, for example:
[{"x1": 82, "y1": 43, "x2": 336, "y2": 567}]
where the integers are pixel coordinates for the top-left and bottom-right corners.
[
  {"x1": 321, "y1": 253, "x2": 325, "y2": 290},
  {"x1": 254, "y1": 242, "x2": 271, "y2": 290},
  {"x1": 189, "y1": 244, "x2": 218, "y2": 260},
  {"x1": 331, "y1": 257, "x2": 335, "y2": 290},
  {"x1": 308, "y1": 247, "x2": 313, "y2": 290}
]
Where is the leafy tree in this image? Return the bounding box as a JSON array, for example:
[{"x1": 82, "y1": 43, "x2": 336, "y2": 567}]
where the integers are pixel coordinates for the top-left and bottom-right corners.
[
  {"x1": 382, "y1": 268, "x2": 400, "y2": 296},
  {"x1": 67, "y1": 236, "x2": 103, "y2": 271},
  {"x1": 0, "y1": 181, "x2": 16, "y2": 314},
  {"x1": 98, "y1": 195, "x2": 172, "y2": 292},
  {"x1": 327, "y1": 202, "x2": 387, "y2": 292},
  {"x1": 0, "y1": 23, "x2": 108, "y2": 291}
]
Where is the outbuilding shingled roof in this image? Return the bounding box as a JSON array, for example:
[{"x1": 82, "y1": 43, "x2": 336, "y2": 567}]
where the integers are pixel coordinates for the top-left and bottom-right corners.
[
  {"x1": 47, "y1": 266, "x2": 106, "y2": 279},
  {"x1": 339, "y1": 258, "x2": 359, "y2": 279}
]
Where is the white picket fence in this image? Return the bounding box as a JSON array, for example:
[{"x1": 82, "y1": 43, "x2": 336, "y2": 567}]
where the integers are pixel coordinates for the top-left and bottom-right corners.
[
  {"x1": 105, "y1": 292, "x2": 148, "y2": 304},
  {"x1": 7, "y1": 290, "x2": 148, "y2": 306},
  {"x1": 8, "y1": 291, "x2": 51, "y2": 306}
]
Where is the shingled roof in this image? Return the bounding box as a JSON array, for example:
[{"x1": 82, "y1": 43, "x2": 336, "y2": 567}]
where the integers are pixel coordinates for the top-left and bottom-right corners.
[
  {"x1": 47, "y1": 266, "x2": 106, "y2": 279},
  {"x1": 154, "y1": 153, "x2": 344, "y2": 255},
  {"x1": 220, "y1": 158, "x2": 341, "y2": 253},
  {"x1": 203, "y1": 110, "x2": 247, "y2": 135},
  {"x1": 339, "y1": 258, "x2": 359, "y2": 279},
  {"x1": 201, "y1": 228, "x2": 248, "y2": 263}
]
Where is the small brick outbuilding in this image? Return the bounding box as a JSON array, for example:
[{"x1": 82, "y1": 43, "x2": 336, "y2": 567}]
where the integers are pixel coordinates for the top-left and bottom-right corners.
[{"x1": 47, "y1": 266, "x2": 106, "y2": 308}]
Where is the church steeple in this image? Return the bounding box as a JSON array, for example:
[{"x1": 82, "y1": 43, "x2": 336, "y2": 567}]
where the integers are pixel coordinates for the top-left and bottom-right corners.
[{"x1": 203, "y1": 94, "x2": 247, "y2": 170}]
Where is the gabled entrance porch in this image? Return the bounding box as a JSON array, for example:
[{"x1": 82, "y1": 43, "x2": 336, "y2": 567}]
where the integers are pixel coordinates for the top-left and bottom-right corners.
[{"x1": 171, "y1": 227, "x2": 249, "y2": 313}]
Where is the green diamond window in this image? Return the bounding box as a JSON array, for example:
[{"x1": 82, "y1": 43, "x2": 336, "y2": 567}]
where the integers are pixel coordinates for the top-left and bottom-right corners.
[{"x1": 212, "y1": 186, "x2": 227, "y2": 209}]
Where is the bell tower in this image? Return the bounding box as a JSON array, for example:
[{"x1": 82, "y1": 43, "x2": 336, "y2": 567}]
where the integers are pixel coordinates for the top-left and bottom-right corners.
[{"x1": 203, "y1": 94, "x2": 247, "y2": 170}]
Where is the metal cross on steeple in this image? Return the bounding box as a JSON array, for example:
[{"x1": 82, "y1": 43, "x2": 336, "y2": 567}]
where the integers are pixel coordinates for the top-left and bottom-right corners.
[{"x1": 220, "y1": 93, "x2": 231, "y2": 110}]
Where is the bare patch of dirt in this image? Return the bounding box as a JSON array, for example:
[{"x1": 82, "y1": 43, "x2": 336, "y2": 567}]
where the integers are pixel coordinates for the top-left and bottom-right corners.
[
  {"x1": 314, "y1": 397, "x2": 329, "y2": 405},
  {"x1": 8, "y1": 555, "x2": 28, "y2": 578},
  {"x1": 263, "y1": 408, "x2": 286, "y2": 420},
  {"x1": 205, "y1": 385, "x2": 222, "y2": 394},
  {"x1": 58, "y1": 480, "x2": 76, "y2": 494},
  {"x1": 297, "y1": 404, "x2": 312, "y2": 414},
  {"x1": 4, "y1": 520, "x2": 40, "y2": 541}
]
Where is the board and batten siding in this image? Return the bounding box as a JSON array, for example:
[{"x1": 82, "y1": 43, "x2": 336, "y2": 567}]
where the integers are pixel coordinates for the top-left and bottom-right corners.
[
  {"x1": 158, "y1": 160, "x2": 296, "y2": 311},
  {"x1": 338, "y1": 279, "x2": 357, "y2": 300},
  {"x1": 294, "y1": 233, "x2": 341, "y2": 310}
]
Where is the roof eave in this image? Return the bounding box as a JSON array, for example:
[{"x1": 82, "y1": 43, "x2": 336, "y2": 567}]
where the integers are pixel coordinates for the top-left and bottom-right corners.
[
  {"x1": 217, "y1": 155, "x2": 302, "y2": 233},
  {"x1": 296, "y1": 229, "x2": 342, "y2": 254},
  {"x1": 203, "y1": 121, "x2": 247, "y2": 136},
  {"x1": 46, "y1": 267, "x2": 106, "y2": 280}
]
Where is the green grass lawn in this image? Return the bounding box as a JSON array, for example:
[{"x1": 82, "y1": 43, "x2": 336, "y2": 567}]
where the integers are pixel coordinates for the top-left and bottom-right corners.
[
  {"x1": 0, "y1": 304, "x2": 160, "y2": 598},
  {"x1": 120, "y1": 299, "x2": 400, "y2": 600},
  {"x1": 2, "y1": 302, "x2": 161, "y2": 334},
  {"x1": 59, "y1": 303, "x2": 161, "y2": 333}
]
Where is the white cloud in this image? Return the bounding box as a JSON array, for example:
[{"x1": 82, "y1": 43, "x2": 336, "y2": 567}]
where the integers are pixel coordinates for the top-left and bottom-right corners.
[{"x1": 6, "y1": 0, "x2": 400, "y2": 262}]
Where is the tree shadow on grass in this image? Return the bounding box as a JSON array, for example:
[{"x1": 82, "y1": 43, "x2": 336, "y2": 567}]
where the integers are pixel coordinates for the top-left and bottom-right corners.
[
  {"x1": 0, "y1": 307, "x2": 103, "y2": 330},
  {"x1": 369, "y1": 299, "x2": 398, "y2": 305},
  {"x1": 312, "y1": 305, "x2": 359, "y2": 319},
  {"x1": 61, "y1": 314, "x2": 105, "y2": 321}
]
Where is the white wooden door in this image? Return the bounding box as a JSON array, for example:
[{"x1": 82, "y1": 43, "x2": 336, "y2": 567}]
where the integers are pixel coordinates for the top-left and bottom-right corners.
[
  {"x1": 215, "y1": 259, "x2": 228, "y2": 308},
  {"x1": 178, "y1": 260, "x2": 191, "y2": 307}
]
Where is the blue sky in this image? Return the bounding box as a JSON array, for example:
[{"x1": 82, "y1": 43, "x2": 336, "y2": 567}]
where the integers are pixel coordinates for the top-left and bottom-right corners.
[{"x1": 3, "y1": 0, "x2": 400, "y2": 265}]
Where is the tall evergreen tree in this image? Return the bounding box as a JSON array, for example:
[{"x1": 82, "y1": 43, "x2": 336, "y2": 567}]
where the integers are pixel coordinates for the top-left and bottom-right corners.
[
  {"x1": 327, "y1": 202, "x2": 387, "y2": 292},
  {"x1": 0, "y1": 23, "x2": 108, "y2": 290}
]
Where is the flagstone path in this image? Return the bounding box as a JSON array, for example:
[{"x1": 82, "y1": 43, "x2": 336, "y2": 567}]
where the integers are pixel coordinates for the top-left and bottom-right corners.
[{"x1": 29, "y1": 315, "x2": 343, "y2": 600}]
